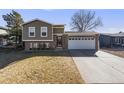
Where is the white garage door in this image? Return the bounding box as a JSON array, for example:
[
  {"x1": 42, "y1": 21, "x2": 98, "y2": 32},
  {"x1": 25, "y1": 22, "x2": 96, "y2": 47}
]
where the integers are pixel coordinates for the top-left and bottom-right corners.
[{"x1": 68, "y1": 36, "x2": 95, "y2": 49}]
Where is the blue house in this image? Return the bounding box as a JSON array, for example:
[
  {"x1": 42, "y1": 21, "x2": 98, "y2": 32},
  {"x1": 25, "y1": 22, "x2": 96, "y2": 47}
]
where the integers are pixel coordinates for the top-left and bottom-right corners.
[{"x1": 99, "y1": 32, "x2": 124, "y2": 48}]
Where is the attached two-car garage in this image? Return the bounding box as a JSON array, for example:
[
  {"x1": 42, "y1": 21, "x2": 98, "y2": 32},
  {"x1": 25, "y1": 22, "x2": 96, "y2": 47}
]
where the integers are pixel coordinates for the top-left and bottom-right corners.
[
  {"x1": 68, "y1": 36, "x2": 96, "y2": 49},
  {"x1": 65, "y1": 31, "x2": 99, "y2": 50}
]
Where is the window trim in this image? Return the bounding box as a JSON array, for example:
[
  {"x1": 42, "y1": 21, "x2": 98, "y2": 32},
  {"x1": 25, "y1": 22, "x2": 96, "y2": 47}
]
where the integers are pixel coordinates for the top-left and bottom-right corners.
[
  {"x1": 28, "y1": 27, "x2": 35, "y2": 37},
  {"x1": 41, "y1": 27, "x2": 47, "y2": 37}
]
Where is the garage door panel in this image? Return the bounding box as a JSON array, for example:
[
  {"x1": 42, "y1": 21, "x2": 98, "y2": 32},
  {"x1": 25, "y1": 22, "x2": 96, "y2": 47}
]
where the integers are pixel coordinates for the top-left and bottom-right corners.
[{"x1": 68, "y1": 39, "x2": 95, "y2": 49}]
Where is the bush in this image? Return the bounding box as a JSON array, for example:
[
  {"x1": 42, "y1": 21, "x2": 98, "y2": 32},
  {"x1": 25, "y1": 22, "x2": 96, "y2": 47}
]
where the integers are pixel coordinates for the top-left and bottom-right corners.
[
  {"x1": 16, "y1": 44, "x2": 24, "y2": 49},
  {"x1": 5, "y1": 42, "x2": 13, "y2": 46}
]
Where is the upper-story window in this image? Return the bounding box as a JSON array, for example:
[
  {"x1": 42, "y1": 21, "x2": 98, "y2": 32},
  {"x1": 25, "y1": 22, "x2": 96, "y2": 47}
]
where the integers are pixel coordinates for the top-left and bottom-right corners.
[
  {"x1": 41, "y1": 27, "x2": 47, "y2": 37},
  {"x1": 29, "y1": 27, "x2": 35, "y2": 37}
]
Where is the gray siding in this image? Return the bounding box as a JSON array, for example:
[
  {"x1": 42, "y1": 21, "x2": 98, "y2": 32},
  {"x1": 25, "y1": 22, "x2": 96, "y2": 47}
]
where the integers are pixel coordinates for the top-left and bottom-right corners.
[
  {"x1": 53, "y1": 28, "x2": 64, "y2": 34},
  {"x1": 99, "y1": 34, "x2": 111, "y2": 48},
  {"x1": 23, "y1": 20, "x2": 53, "y2": 41}
]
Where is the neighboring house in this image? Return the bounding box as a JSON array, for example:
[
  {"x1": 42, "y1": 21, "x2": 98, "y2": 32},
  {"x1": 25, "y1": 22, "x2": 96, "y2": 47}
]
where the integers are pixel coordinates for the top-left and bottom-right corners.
[
  {"x1": 0, "y1": 26, "x2": 9, "y2": 46},
  {"x1": 22, "y1": 19, "x2": 99, "y2": 51},
  {"x1": 99, "y1": 32, "x2": 124, "y2": 48}
]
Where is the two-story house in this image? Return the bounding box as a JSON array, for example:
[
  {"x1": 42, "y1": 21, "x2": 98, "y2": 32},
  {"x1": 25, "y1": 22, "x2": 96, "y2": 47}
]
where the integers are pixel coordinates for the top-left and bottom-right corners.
[{"x1": 22, "y1": 19, "x2": 99, "y2": 51}]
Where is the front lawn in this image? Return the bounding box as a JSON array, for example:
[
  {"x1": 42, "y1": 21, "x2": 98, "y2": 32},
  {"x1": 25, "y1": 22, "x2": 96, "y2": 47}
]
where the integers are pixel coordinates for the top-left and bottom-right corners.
[
  {"x1": 0, "y1": 50, "x2": 84, "y2": 84},
  {"x1": 101, "y1": 48, "x2": 124, "y2": 58}
]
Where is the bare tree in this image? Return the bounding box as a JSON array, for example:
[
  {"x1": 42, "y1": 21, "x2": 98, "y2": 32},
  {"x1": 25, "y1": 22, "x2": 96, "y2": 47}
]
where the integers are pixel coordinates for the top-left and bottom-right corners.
[{"x1": 70, "y1": 10, "x2": 102, "y2": 32}]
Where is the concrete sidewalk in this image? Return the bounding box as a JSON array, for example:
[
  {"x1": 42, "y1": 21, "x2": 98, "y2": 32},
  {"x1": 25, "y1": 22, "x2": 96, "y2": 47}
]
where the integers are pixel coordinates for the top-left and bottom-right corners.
[{"x1": 70, "y1": 50, "x2": 124, "y2": 83}]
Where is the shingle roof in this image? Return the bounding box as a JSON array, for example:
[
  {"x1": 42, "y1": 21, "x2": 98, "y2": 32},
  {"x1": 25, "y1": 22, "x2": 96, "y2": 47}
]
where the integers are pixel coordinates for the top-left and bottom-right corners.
[
  {"x1": 65, "y1": 31, "x2": 99, "y2": 36},
  {"x1": 110, "y1": 33, "x2": 124, "y2": 37},
  {"x1": 101, "y1": 32, "x2": 124, "y2": 37},
  {"x1": 0, "y1": 27, "x2": 8, "y2": 36},
  {"x1": 23, "y1": 18, "x2": 65, "y2": 26},
  {"x1": 23, "y1": 18, "x2": 53, "y2": 25},
  {"x1": 0, "y1": 26, "x2": 7, "y2": 30}
]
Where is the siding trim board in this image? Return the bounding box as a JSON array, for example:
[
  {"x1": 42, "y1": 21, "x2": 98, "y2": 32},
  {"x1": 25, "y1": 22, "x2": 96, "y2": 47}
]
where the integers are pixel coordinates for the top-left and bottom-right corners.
[
  {"x1": 52, "y1": 27, "x2": 64, "y2": 28},
  {"x1": 23, "y1": 40, "x2": 53, "y2": 41}
]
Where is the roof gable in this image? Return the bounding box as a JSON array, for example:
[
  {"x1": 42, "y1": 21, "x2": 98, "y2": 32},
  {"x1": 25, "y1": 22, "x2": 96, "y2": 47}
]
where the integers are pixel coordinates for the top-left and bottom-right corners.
[{"x1": 23, "y1": 19, "x2": 53, "y2": 25}]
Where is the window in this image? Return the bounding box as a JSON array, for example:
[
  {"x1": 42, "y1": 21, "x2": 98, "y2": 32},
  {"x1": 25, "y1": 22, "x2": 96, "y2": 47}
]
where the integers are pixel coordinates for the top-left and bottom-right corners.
[
  {"x1": 33, "y1": 43, "x2": 38, "y2": 48},
  {"x1": 39, "y1": 43, "x2": 43, "y2": 48},
  {"x1": 118, "y1": 38, "x2": 121, "y2": 43},
  {"x1": 78, "y1": 37, "x2": 80, "y2": 40},
  {"x1": 45, "y1": 43, "x2": 49, "y2": 48},
  {"x1": 29, "y1": 27, "x2": 35, "y2": 37},
  {"x1": 115, "y1": 38, "x2": 117, "y2": 43},
  {"x1": 91, "y1": 37, "x2": 94, "y2": 40},
  {"x1": 41, "y1": 27, "x2": 47, "y2": 37},
  {"x1": 115, "y1": 38, "x2": 120, "y2": 43},
  {"x1": 69, "y1": 37, "x2": 72, "y2": 40},
  {"x1": 121, "y1": 38, "x2": 123, "y2": 44},
  {"x1": 85, "y1": 37, "x2": 87, "y2": 40},
  {"x1": 88, "y1": 37, "x2": 90, "y2": 40},
  {"x1": 30, "y1": 43, "x2": 32, "y2": 49},
  {"x1": 82, "y1": 37, "x2": 84, "y2": 40}
]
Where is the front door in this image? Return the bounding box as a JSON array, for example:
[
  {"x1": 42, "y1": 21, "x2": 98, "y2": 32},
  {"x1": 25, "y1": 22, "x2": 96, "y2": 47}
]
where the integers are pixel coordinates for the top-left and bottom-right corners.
[{"x1": 56, "y1": 36, "x2": 62, "y2": 47}]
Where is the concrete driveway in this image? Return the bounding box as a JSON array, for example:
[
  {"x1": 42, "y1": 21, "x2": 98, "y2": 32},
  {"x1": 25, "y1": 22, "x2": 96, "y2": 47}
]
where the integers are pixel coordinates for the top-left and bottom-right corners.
[{"x1": 70, "y1": 50, "x2": 124, "y2": 83}]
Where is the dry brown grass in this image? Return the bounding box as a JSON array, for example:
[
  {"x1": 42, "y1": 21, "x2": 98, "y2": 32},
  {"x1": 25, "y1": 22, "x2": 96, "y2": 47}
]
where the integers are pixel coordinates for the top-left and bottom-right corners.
[
  {"x1": 101, "y1": 48, "x2": 124, "y2": 58},
  {"x1": 0, "y1": 50, "x2": 84, "y2": 84}
]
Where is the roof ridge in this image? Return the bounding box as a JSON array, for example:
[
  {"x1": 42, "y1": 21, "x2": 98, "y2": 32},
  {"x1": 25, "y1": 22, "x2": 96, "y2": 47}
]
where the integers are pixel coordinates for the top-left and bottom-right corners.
[{"x1": 23, "y1": 18, "x2": 65, "y2": 25}]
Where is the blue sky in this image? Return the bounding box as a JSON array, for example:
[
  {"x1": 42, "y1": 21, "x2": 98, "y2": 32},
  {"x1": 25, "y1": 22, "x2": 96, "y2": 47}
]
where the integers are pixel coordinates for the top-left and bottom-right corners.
[{"x1": 0, "y1": 9, "x2": 124, "y2": 33}]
